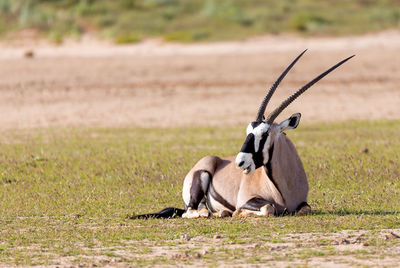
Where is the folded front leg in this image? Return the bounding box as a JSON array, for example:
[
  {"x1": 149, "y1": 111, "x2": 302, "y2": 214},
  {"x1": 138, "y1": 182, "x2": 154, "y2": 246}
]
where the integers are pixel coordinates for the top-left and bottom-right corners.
[{"x1": 232, "y1": 197, "x2": 276, "y2": 218}]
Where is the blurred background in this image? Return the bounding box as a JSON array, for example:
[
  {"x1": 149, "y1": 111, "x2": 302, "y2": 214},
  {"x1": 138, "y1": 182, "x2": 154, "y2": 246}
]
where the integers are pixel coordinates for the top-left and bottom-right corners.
[
  {"x1": 0, "y1": 0, "x2": 399, "y2": 43},
  {"x1": 0, "y1": 0, "x2": 399, "y2": 129}
]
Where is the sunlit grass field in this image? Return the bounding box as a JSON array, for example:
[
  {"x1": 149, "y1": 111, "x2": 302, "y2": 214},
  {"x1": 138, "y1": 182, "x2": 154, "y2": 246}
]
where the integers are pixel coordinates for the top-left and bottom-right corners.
[{"x1": 0, "y1": 120, "x2": 399, "y2": 265}]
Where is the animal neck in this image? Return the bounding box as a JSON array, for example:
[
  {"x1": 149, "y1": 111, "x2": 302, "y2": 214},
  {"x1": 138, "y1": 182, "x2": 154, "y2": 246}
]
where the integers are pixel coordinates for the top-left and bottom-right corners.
[
  {"x1": 264, "y1": 142, "x2": 281, "y2": 199},
  {"x1": 263, "y1": 134, "x2": 308, "y2": 212}
]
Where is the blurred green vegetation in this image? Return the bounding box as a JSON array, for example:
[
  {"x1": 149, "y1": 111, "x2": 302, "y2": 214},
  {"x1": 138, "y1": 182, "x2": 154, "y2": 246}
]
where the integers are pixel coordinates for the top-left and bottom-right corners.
[{"x1": 0, "y1": 0, "x2": 399, "y2": 43}]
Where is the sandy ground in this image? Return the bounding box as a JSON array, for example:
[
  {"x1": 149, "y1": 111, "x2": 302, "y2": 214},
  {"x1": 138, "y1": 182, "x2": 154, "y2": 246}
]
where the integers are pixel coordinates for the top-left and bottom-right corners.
[{"x1": 0, "y1": 30, "x2": 399, "y2": 130}]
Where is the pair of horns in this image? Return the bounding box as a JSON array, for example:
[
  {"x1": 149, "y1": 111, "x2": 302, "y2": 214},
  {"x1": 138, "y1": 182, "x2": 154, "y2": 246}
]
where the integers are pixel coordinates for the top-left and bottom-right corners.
[{"x1": 256, "y1": 50, "x2": 355, "y2": 124}]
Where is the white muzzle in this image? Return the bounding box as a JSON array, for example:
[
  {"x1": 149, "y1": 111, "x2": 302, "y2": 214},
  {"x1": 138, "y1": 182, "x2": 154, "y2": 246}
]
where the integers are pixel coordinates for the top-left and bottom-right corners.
[{"x1": 235, "y1": 152, "x2": 256, "y2": 175}]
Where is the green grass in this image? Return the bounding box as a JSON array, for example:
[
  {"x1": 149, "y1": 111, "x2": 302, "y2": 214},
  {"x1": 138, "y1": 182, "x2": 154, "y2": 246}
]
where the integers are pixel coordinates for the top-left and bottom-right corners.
[
  {"x1": 0, "y1": 120, "x2": 399, "y2": 265},
  {"x1": 0, "y1": 0, "x2": 399, "y2": 43}
]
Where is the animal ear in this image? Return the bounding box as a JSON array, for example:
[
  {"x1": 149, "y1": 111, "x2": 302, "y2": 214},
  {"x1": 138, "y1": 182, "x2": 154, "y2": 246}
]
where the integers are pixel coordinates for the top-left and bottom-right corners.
[{"x1": 279, "y1": 113, "x2": 301, "y2": 132}]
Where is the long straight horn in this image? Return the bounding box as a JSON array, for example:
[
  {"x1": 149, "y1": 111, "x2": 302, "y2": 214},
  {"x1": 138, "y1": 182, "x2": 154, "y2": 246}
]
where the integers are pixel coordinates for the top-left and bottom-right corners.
[
  {"x1": 266, "y1": 55, "x2": 355, "y2": 125},
  {"x1": 255, "y1": 49, "x2": 307, "y2": 122}
]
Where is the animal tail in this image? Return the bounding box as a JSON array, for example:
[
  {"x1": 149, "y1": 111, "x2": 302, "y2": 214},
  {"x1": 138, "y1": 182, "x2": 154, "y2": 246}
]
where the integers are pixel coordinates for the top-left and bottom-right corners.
[{"x1": 130, "y1": 207, "x2": 185, "y2": 219}]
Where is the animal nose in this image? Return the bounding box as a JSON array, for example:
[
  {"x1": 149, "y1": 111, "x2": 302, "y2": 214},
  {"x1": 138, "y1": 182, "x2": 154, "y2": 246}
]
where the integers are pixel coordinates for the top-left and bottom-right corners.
[{"x1": 238, "y1": 161, "x2": 244, "y2": 167}]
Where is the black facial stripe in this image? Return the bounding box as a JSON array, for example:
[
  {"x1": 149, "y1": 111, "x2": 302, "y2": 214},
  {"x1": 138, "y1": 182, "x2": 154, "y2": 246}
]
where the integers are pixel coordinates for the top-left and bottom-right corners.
[
  {"x1": 240, "y1": 130, "x2": 270, "y2": 169},
  {"x1": 240, "y1": 133, "x2": 255, "y2": 153},
  {"x1": 253, "y1": 134, "x2": 268, "y2": 167}
]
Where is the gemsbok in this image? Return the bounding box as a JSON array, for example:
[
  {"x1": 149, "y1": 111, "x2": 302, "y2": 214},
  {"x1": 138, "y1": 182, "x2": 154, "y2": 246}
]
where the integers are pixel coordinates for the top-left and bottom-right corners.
[{"x1": 133, "y1": 50, "x2": 354, "y2": 219}]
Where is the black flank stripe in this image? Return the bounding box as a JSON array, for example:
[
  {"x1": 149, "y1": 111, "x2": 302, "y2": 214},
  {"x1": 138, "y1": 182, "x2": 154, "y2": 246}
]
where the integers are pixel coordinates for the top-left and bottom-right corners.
[{"x1": 209, "y1": 182, "x2": 236, "y2": 212}]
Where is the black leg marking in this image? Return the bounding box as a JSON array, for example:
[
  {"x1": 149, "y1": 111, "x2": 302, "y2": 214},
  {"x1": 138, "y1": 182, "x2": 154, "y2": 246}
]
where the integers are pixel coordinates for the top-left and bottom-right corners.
[
  {"x1": 206, "y1": 196, "x2": 216, "y2": 213},
  {"x1": 188, "y1": 170, "x2": 209, "y2": 210},
  {"x1": 240, "y1": 197, "x2": 271, "y2": 211}
]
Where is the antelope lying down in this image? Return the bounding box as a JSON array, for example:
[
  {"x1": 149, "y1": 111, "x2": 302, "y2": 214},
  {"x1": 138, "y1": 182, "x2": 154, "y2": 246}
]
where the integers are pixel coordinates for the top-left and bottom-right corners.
[{"x1": 134, "y1": 51, "x2": 354, "y2": 219}]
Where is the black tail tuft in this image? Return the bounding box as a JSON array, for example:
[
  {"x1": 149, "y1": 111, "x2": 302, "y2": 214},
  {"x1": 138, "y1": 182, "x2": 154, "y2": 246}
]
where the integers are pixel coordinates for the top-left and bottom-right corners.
[{"x1": 129, "y1": 207, "x2": 185, "y2": 219}]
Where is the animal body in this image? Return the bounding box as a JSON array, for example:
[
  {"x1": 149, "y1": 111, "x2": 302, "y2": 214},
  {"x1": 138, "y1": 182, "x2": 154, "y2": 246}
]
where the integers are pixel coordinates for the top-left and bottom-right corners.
[{"x1": 133, "y1": 50, "x2": 354, "y2": 219}]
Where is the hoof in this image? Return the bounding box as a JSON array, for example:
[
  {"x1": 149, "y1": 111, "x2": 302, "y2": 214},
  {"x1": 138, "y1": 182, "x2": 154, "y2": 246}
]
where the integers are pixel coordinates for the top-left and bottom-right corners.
[
  {"x1": 213, "y1": 210, "x2": 232, "y2": 218},
  {"x1": 220, "y1": 210, "x2": 232, "y2": 218},
  {"x1": 198, "y1": 208, "x2": 210, "y2": 218},
  {"x1": 182, "y1": 208, "x2": 200, "y2": 219},
  {"x1": 260, "y1": 204, "x2": 275, "y2": 217},
  {"x1": 296, "y1": 204, "x2": 311, "y2": 216},
  {"x1": 232, "y1": 209, "x2": 250, "y2": 218},
  {"x1": 232, "y1": 209, "x2": 241, "y2": 218}
]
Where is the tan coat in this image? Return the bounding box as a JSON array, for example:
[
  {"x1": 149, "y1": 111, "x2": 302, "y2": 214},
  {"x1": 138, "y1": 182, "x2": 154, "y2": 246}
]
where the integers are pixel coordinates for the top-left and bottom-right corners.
[{"x1": 182, "y1": 124, "x2": 308, "y2": 214}]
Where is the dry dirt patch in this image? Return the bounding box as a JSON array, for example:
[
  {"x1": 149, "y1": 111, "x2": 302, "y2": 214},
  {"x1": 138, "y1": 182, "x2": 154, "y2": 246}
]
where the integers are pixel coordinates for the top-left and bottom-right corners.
[
  {"x1": 25, "y1": 229, "x2": 400, "y2": 267},
  {"x1": 0, "y1": 31, "x2": 399, "y2": 130},
  {"x1": 136, "y1": 229, "x2": 400, "y2": 267}
]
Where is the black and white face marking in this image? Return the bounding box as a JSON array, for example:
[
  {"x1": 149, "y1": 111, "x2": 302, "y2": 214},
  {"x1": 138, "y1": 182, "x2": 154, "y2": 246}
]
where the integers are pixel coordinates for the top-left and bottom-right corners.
[{"x1": 235, "y1": 121, "x2": 272, "y2": 175}]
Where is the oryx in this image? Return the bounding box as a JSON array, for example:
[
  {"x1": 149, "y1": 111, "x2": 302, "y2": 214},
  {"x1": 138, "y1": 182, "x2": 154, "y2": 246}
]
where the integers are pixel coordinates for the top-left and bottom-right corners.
[{"x1": 133, "y1": 51, "x2": 354, "y2": 219}]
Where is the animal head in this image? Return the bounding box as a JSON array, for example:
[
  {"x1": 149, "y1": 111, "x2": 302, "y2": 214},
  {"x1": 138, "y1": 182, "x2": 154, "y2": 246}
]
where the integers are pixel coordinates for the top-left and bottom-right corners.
[{"x1": 235, "y1": 50, "x2": 354, "y2": 174}]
